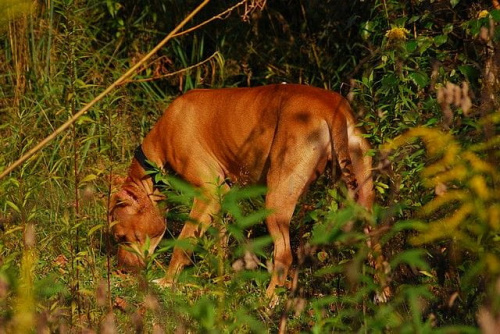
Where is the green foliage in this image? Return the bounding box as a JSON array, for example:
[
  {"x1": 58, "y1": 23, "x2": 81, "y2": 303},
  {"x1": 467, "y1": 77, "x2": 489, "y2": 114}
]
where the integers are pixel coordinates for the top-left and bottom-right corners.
[
  {"x1": 0, "y1": 0, "x2": 33, "y2": 30},
  {"x1": 384, "y1": 122, "x2": 500, "y2": 316},
  {"x1": 1, "y1": 0, "x2": 499, "y2": 332}
]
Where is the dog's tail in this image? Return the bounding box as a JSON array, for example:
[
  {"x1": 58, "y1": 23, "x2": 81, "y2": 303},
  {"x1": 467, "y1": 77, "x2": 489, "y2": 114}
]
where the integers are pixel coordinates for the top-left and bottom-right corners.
[{"x1": 329, "y1": 98, "x2": 374, "y2": 209}]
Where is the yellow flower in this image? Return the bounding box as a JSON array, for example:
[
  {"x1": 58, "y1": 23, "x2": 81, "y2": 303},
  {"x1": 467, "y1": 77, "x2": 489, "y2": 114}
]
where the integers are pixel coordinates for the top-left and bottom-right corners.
[
  {"x1": 385, "y1": 27, "x2": 410, "y2": 41},
  {"x1": 478, "y1": 10, "x2": 489, "y2": 18}
]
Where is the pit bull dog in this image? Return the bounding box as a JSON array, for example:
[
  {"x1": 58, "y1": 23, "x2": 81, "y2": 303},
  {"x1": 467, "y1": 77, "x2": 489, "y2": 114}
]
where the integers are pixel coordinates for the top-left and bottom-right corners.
[{"x1": 109, "y1": 84, "x2": 378, "y2": 298}]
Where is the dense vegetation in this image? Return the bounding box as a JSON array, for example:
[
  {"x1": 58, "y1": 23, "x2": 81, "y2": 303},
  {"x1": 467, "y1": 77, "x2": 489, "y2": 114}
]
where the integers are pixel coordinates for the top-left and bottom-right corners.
[{"x1": 1, "y1": 0, "x2": 499, "y2": 332}]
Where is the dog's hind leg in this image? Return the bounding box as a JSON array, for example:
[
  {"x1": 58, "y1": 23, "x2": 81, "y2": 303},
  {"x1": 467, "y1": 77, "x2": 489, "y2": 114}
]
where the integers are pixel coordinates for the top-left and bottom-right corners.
[
  {"x1": 264, "y1": 122, "x2": 328, "y2": 300},
  {"x1": 264, "y1": 190, "x2": 298, "y2": 300}
]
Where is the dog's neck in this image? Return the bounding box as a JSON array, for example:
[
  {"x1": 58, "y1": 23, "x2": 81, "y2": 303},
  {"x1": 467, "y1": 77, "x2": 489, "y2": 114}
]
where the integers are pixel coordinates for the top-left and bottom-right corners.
[
  {"x1": 127, "y1": 142, "x2": 167, "y2": 202},
  {"x1": 133, "y1": 145, "x2": 151, "y2": 172},
  {"x1": 135, "y1": 144, "x2": 169, "y2": 190}
]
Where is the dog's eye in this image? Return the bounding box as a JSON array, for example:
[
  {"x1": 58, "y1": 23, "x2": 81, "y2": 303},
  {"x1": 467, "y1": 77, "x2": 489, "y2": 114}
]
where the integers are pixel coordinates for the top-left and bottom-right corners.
[
  {"x1": 134, "y1": 232, "x2": 143, "y2": 242},
  {"x1": 114, "y1": 234, "x2": 127, "y2": 242}
]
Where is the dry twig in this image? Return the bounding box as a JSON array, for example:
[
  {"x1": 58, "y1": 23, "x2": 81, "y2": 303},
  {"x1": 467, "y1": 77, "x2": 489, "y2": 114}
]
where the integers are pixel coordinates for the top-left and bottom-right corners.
[{"x1": 120, "y1": 51, "x2": 221, "y2": 85}]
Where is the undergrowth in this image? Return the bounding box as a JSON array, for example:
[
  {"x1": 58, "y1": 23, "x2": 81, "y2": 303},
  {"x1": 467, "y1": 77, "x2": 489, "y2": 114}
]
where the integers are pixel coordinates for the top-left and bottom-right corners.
[{"x1": 1, "y1": 0, "x2": 499, "y2": 332}]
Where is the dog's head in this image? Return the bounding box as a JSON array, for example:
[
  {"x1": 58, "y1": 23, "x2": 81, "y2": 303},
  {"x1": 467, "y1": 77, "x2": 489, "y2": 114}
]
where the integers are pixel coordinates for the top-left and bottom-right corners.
[{"x1": 109, "y1": 179, "x2": 166, "y2": 268}]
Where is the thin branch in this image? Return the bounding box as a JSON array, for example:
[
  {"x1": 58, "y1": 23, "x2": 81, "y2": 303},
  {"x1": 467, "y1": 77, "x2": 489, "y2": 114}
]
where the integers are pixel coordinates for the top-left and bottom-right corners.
[
  {"x1": 121, "y1": 51, "x2": 221, "y2": 85},
  {"x1": 171, "y1": 0, "x2": 249, "y2": 39}
]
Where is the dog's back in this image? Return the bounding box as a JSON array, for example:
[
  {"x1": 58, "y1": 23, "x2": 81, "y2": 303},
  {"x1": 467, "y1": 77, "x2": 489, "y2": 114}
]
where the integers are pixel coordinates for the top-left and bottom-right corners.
[{"x1": 146, "y1": 84, "x2": 357, "y2": 188}]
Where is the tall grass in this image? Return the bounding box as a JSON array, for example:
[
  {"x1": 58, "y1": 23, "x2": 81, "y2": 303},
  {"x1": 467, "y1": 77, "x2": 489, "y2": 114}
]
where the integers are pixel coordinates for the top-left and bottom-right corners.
[{"x1": 0, "y1": 0, "x2": 499, "y2": 332}]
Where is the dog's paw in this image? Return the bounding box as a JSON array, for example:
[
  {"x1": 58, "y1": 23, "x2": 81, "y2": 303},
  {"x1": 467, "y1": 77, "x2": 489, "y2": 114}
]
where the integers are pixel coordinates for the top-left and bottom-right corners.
[
  {"x1": 152, "y1": 277, "x2": 174, "y2": 288},
  {"x1": 373, "y1": 286, "x2": 392, "y2": 304},
  {"x1": 267, "y1": 293, "x2": 281, "y2": 309}
]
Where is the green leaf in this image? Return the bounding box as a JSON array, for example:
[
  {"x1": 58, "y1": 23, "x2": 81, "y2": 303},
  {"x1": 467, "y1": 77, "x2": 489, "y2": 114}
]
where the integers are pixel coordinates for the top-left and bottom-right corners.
[
  {"x1": 382, "y1": 74, "x2": 398, "y2": 88},
  {"x1": 458, "y1": 65, "x2": 479, "y2": 83},
  {"x1": 492, "y1": 10, "x2": 500, "y2": 22},
  {"x1": 390, "y1": 249, "x2": 430, "y2": 270},
  {"x1": 6, "y1": 200, "x2": 20, "y2": 213},
  {"x1": 4, "y1": 226, "x2": 23, "y2": 235},
  {"x1": 419, "y1": 270, "x2": 434, "y2": 278},
  {"x1": 408, "y1": 15, "x2": 420, "y2": 24},
  {"x1": 87, "y1": 224, "x2": 104, "y2": 237},
  {"x1": 406, "y1": 40, "x2": 418, "y2": 53},
  {"x1": 361, "y1": 20, "x2": 374, "y2": 40},
  {"x1": 192, "y1": 296, "x2": 216, "y2": 330},
  {"x1": 443, "y1": 23, "x2": 454, "y2": 34},
  {"x1": 80, "y1": 174, "x2": 97, "y2": 184},
  {"x1": 409, "y1": 71, "x2": 429, "y2": 88},
  {"x1": 167, "y1": 176, "x2": 198, "y2": 197},
  {"x1": 76, "y1": 115, "x2": 94, "y2": 125},
  {"x1": 450, "y1": 0, "x2": 460, "y2": 8},
  {"x1": 238, "y1": 209, "x2": 271, "y2": 228},
  {"x1": 417, "y1": 36, "x2": 433, "y2": 54},
  {"x1": 74, "y1": 79, "x2": 90, "y2": 88},
  {"x1": 247, "y1": 235, "x2": 272, "y2": 256},
  {"x1": 35, "y1": 274, "x2": 68, "y2": 298},
  {"x1": 434, "y1": 34, "x2": 447, "y2": 47}
]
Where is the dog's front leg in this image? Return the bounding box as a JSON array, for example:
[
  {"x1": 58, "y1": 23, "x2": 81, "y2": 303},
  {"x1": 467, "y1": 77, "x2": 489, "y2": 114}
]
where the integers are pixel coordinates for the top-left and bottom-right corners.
[{"x1": 156, "y1": 192, "x2": 223, "y2": 287}]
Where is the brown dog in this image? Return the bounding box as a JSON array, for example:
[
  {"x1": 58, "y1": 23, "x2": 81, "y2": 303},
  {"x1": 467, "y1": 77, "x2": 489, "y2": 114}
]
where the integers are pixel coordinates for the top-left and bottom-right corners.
[{"x1": 110, "y1": 84, "x2": 376, "y2": 298}]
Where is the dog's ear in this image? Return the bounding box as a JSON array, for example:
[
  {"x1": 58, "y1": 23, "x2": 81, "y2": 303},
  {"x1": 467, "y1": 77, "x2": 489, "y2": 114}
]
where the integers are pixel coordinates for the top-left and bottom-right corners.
[
  {"x1": 110, "y1": 185, "x2": 142, "y2": 215},
  {"x1": 113, "y1": 188, "x2": 137, "y2": 206}
]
